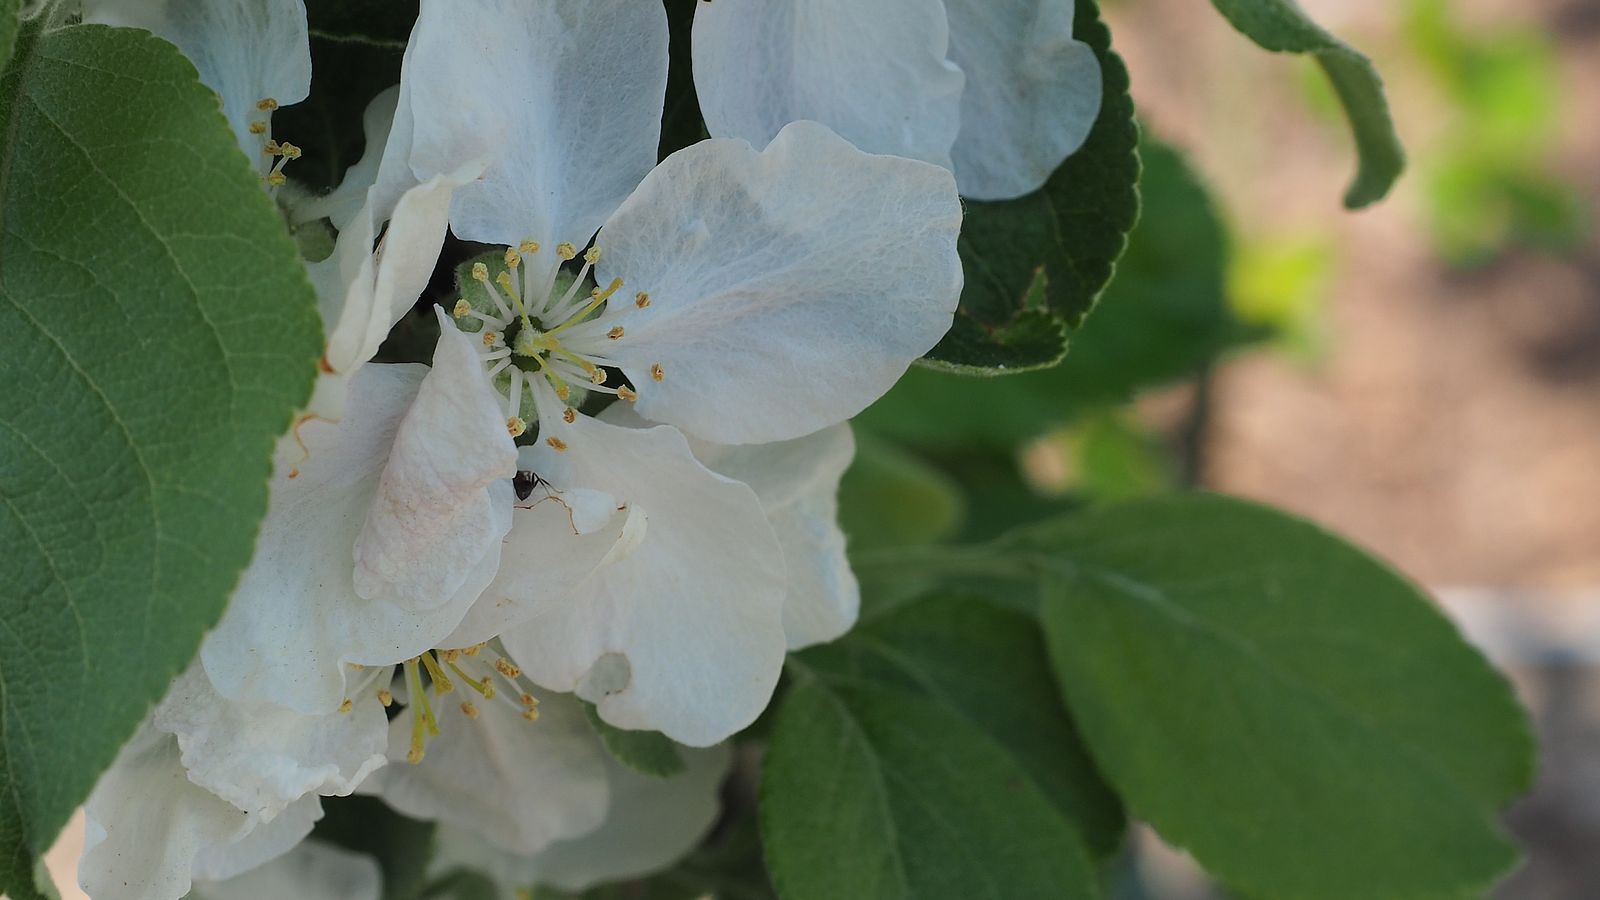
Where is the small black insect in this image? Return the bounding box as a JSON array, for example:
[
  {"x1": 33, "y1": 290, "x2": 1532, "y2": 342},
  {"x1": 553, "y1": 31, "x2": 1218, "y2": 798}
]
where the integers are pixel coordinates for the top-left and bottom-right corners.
[{"x1": 512, "y1": 470, "x2": 549, "y2": 502}]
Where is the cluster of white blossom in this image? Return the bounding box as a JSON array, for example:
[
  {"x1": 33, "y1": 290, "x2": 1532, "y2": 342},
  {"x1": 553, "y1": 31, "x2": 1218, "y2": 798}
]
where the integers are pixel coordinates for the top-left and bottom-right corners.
[{"x1": 74, "y1": 1, "x2": 1098, "y2": 897}]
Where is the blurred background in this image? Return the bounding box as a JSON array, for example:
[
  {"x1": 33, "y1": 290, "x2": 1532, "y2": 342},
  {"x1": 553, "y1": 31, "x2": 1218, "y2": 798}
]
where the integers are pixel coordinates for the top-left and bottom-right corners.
[{"x1": 910, "y1": 0, "x2": 1597, "y2": 894}]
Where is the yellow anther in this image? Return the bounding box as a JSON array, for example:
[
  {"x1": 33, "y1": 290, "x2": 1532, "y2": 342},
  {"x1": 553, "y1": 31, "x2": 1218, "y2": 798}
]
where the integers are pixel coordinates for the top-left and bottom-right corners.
[
  {"x1": 464, "y1": 643, "x2": 485, "y2": 657},
  {"x1": 338, "y1": 698, "x2": 353, "y2": 714},
  {"x1": 522, "y1": 707, "x2": 541, "y2": 722},
  {"x1": 407, "y1": 746, "x2": 425, "y2": 764},
  {"x1": 635, "y1": 292, "x2": 651, "y2": 309},
  {"x1": 507, "y1": 416, "x2": 527, "y2": 438},
  {"x1": 461, "y1": 701, "x2": 480, "y2": 720},
  {"x1": 378, "y1": 689, "x2": 394, "y2": 707},
  {"x1": 440, "y1": 648, "x2": 462, "y2": 663},
  {"x1": 583, "y1": 246, "x2": 602, "y2": 265},
  {"x1": 650, "y1": 363, "x2": 664, "y2": 382},
  {"x1": 618, "y1": 385, "x2": 638, "y2": 402},
  {"x1": 482, "y1": 331, "x2": 502, "y2": 347},
  {"x1": 495, "y1": 659, "x2": 522, "y2": 679},
  {"x1": 556, "y1": 242, "x2": 578, "y2": 260},
  {"x1": 266, "y1": 172, "x2": 287, "y2": 187},
  {"x1": 503, "y1": 246, "x2": 521, "y2": 268},
  {"x1": 554, "y1": 383, "x2": 571, "y2": 402},
  {"x1": 590, "y1": 369, "x2": 607, "y2": 386},
  {"x1": 348, "y1": 663, "x2": 365, "y2": 670},
  {"x1": 248, "y1": 121, "x2": 267, "y2": 135},
  {"x1": 264, "y1": 139, "x2": 281, "y2": 156},
  {"x1": 607, "y1": 326, "x2": 624, "y2": 340},
  {"x1": 481, "y1": 679, "x2": 497, "y2": 700},
  {"x1": 520, "y1": 692, "x2": 540, "y2": 709},
  {"x1": 546, "y1": 436, "x2": 568, "y2": 452},
  {"x1": 472, "y1": 262, "x2": 490, "y2": 282},
  {"x1": 452, "y1": 299, "x2": 472, "y2": 318},
  {"x1": 277, "y1": 142, "x2": 301, "y2": 160},
  {"x1": 420, "y1": 652, "x2": 456, "y2": 694},
  {"x1": 562, "y1": 408, "x2": 577, "y2": 424},
  {"x1": 256, "y1": 97, "x2": 279, "y2": 111},
  {"x1": 520, "y1": 239, "x2": 540, "y2": 254}
]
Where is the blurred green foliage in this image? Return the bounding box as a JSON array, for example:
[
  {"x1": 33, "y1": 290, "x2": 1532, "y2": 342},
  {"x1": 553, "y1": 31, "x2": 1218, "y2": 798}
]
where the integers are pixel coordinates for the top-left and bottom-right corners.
[{"x1": 1403, "y1": 0, "x2": 1588, "y2": 265}]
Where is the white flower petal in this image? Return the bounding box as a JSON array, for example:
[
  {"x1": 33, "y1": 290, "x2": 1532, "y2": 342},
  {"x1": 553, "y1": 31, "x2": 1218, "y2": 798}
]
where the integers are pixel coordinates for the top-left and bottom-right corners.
[
  {"x1": 605, "y1": 408, "x2": 859, "y2": 649},
  {"x1": 83, "y1": 0, "x2": 311, "y2": 159},
  {"x1": 431, "y1": 744, "x2": 732, "y2": 893},
  {"x1": 354, "y1": 309, "x2": 518, "y2": 609},
  {"x1": 498, "y1": 408, "x2": 787, "y2": 746},
  {"x1": 191, "y1": 794, "x2": 322, "y2": 883},
  {"x1": 403, "y1": 0, "x2": 667, "y2": 283},
  {"x1": 441, "y1": 474, "x2": 626, "y2": 650},
  {"x1": 367, "y1": 691, "x2": 609, "y2": 856},
  {"x1": 691, "y1": 0, "x2": 962, "y2": 170},
  {"x1": 291, "y1": 86, "x2": 401, "y2": 231},
  {"x1": 79, "y1": 724, "x2": 251, "y2": 900},
  {"x1": 189, "y1": 841, "x2": 381, "y2": 900},
  {"x1": 521, "y1": 744, "x2": 732, "y2": 891},
  {"x1": 204, "y1": 351, "x2": 512, "y2": 715},
  {"x1": 944, "y1": 0, "x2": 1102, "y2": 199},
  {"x1": 153, "y1": 663, "x2": 388, "y2": 821},
  {"x1": 594, "y1": 120, "x2": 963, "y2": 444},
  {"x1": 317, "y1": 164, "x2": 486, "y2": 390}
]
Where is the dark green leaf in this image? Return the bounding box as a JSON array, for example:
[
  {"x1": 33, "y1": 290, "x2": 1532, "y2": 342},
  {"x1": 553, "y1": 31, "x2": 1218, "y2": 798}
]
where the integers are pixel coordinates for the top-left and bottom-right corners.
[
  {"x1": 0, "y1": 0, "x2": 18, "y2": 72},
  {"x1": 0, "y1": 23, "x2": 322, "y2": 898},
  {"x1": 316, "y1": 797, "x2": 438, "y2": 900},
  {"x1": 1210, "y1": 0, "x2": 1406, "y2": 208},
  {"x1": 1030, "y1": 494, "x2": 1534, "y2": 900},
  {"x1": 1048, "y1": 138, "x2": 1257, "y2": 404},
  {"x1": 761, "y1": 596, "x2": 1113, "y2": 900},
  {"x1": 920, "y1": 307, "x2": 1067, "y2": 375},
  {"x1": 659, "y1": 0, "x2": 706, "y2": 161},
  {"x1": 583, "y1": 702, "x2": 686, "y2": 779},
  {"x1": 860, "y1": 137, "x2": 1247, "y2": 449},
  {"x1": 924, "y1": 0, "x2": 1139, "y2": 372}
]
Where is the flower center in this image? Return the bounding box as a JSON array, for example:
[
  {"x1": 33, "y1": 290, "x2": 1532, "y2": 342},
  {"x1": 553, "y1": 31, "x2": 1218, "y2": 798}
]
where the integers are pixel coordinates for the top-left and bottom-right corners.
[
  {"x1": 452, "y1": 240, "x2": 657, "y2": 442},
  {"x1": 343, "y1": 644, "x2": 543, "y2": 765}
]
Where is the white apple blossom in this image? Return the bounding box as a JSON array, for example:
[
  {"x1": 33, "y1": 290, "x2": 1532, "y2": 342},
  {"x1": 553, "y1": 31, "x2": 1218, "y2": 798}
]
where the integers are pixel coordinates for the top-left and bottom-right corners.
[
  {"x1": 692, "y1": 0, "x2": 1103, "y2": 200},
  {"x1": 385, "y1": 0, "x2": 962, "y2": 747}
]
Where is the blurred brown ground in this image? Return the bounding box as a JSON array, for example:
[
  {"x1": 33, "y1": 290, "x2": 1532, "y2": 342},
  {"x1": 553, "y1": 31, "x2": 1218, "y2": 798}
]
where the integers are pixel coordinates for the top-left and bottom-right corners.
[
  {"x1": 1112, "y1": 0, "x2": 1600, "y2": 589},
  {"x1": 1107, "y1": 0, "x2": 1600, "y2": 896}
]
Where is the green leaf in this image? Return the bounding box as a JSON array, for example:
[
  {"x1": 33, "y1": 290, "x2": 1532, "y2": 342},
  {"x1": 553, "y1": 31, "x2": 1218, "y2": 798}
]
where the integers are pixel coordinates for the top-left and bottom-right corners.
[
  {"x1": 0, "y1": 23, "x2": 322, "y2": 897},
  {"x1": 760, "y1": 596, "x2": 1114, "y2": 900},
  {"x1": 837, "y1": 433, "x2": 965, "y2": 552},
  {"x1": 923, "y1": 0, "x2": 1139, "y2": 373},
  {"x1": 1028, "y1": 494, "x2": 1534, "y2": 900},
  {"x1": 859, "y1": 137, "x2": 1247, "y2": 449},
  {"x1": 0, "y1": 0, "x2": 18, "y2": 72},
  {"x1": 1048, "y1": 138, "x2": 1257, "y2": 405},
  {"x1": 316, "y1": 797, "x2": 437, "y2": 900},
  {"x1": 583, "y1": 702, "x2": 687, "y2": 779},
  {"x1": 1209, "y1": 0, "x2": 1406, "y2": 208}
]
